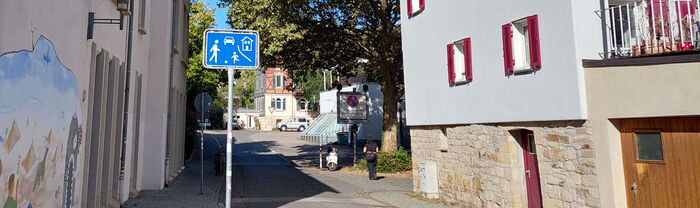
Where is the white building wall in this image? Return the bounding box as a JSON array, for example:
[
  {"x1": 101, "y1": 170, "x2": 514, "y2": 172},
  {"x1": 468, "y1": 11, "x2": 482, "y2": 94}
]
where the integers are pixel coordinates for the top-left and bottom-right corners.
[
  {"x1": 401, "y1": 0, "x2": 602, "y2": 126},
  {"x1": 319, "y1": 83, "x2": 384, "y2": 141},
  {"x1": 0, "y1": 0, "x2": 187, "y2": 206}
]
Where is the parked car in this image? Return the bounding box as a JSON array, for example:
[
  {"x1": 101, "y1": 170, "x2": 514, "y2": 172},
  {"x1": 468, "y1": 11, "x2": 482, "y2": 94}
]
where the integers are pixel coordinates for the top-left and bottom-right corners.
[
  {"x1": 277, "y1": 117, "x2": 309, "y2": 132},
  {"x1": 231, "y1": 119, "x2": 242, "y2": 130}
]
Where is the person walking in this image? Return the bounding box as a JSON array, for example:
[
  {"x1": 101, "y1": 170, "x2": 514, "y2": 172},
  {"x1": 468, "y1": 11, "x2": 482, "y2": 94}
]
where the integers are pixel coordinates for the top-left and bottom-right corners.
[{"x1": 363, "y1": 137, "x2": 379, "y2": 180}]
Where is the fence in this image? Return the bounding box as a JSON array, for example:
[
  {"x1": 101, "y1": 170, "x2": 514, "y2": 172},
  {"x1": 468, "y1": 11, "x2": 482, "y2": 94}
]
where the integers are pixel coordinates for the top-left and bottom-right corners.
[{"x1": 597, "y1": 0, "x2": 699, "y2": 58}]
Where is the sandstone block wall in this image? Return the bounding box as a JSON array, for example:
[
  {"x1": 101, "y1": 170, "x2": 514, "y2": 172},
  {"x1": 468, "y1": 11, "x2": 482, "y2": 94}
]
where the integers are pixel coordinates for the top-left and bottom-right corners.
[{"x1": 410, "y1": 120, "x2": 600, "y2": 207}]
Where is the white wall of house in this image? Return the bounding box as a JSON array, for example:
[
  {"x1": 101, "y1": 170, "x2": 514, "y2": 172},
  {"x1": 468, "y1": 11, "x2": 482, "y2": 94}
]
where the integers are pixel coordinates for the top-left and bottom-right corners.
[
  {"x1": 400, "y1": 0, "x2": 602, "y2": 126},
  {"x1": 257, "y1": 93, "x2": 314, "y2": 130},
  {"x1": 0, "y1": 0, "x2": 188, "y2": 206},
  {"x1": 141, "y1": 0, "x2": 188, "y2": 191}
]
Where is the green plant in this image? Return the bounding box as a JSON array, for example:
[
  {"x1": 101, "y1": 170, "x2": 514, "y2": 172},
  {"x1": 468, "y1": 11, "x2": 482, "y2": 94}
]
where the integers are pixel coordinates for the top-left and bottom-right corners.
[
  {"x1": 377, "y1": 147, "x2": 412, "y2": 173},
  {"x1": 354, "y1": 147, "x2": 412, "y2": 173},
  {"x1": 255, "y1": 120, "x2": 261, "y2": 127}
]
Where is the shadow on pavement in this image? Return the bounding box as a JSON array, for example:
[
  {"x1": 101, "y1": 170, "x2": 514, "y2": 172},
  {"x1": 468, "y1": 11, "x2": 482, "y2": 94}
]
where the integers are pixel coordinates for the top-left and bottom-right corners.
[{"x1": 212, "y1": 132, "x2": 341, "y2": 208}]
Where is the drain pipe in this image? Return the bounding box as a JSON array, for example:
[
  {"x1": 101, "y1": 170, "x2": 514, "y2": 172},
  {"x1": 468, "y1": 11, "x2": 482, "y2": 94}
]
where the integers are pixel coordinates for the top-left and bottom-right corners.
[{"x1": 118, "y1": 0, "x2": 135, "y2": 199}]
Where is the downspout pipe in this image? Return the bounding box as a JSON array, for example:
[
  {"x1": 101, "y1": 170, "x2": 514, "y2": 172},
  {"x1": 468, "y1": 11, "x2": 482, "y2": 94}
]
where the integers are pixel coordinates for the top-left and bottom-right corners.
[{"x1": 119, "y1": 0, "x2": 135, "y2": 199}]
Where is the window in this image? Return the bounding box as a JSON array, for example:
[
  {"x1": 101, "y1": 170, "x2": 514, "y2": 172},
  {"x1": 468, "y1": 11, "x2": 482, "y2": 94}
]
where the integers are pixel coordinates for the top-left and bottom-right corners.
[
  {"x1": 636, "y1": 132, "x2": 664, "y2": 161},
  {"x1": 298, "y1": 99, "x2": 307, "y2": 110},
  {"x1": 275, "y1": 75, "x2": 284, "y2": 88},
  {"x1": 275, "y1": 98, "x2": 282, "y2": 110},
  {"x1": 406, "y1": 0, "x2": 425, "y2": 17},
  {"x1": 298, "y1": 118, "x2": 307, "y2": 122},
  {"x1": 138, "y1": 0, "x2": 147, "y2": 34},
  {"x1": 502, "y1": 15, "x2": 541, "y2": 75},
  {"x1": 446, "y1": 37, "x2": 473, "y2": 85}
]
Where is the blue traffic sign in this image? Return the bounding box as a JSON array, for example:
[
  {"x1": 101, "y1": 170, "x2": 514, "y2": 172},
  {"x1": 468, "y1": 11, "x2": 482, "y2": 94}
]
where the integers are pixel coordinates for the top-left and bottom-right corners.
[{"x1": 203, "y1": 29, "x2": 259, "y2": 69}]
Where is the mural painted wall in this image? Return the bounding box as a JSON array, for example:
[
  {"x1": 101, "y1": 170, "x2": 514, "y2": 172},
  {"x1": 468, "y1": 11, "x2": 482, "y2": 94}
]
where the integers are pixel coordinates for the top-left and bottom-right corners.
[{"x1": 0, "y1": 36, "x2": 83, "y2": 208}]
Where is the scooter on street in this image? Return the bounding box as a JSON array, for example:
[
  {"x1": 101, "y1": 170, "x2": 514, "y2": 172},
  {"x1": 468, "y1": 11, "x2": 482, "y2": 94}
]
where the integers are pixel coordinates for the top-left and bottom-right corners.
[{"x1": 326, "y1": 147, "x2": 339, "y2": 171}]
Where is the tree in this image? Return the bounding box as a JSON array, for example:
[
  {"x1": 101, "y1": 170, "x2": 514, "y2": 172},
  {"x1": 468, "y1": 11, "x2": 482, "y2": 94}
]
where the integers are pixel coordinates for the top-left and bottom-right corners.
[
  {"x1": 187, "y1": 0, "x2": 226, "y2": 105},
  {"x1": 223, "y1": 0, "x2": 403, "y2": 152},
  {"x1": 233, "y1": 70, "x2": 255, "y2": 109}
]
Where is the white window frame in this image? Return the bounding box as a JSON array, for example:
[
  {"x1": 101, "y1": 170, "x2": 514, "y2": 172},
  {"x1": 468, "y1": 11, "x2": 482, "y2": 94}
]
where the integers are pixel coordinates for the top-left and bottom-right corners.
[
  {"x1": 138, "y1": 0, "x2": 147, "y2": 34},
  {"x1": 511, "y1": 18, "x2": 531, "y2": 71},
  {"x1": 275, "y1": 98, "x2": 282, "y2": 110},
  {"x1": 274, "y1": 75, "x2": 284, "y2": 88},
  {"x1": 298, "y1": 99, "x2": 307, "y2": 111},
  {"x1": 452, "y1": 40, "x2": 467, "y2": 83}
]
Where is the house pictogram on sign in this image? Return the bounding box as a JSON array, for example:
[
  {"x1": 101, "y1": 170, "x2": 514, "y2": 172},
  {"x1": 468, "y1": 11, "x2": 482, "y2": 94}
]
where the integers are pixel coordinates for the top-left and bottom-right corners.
[{"x1": 241, "y1": 36, "x2": 254, "y2": 51}]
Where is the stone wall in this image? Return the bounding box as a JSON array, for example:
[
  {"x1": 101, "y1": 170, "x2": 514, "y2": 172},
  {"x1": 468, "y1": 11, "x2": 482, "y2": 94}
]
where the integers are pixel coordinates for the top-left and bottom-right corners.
[{"x1": 410, "y1": 120, "x2": 600, "y2": 207}]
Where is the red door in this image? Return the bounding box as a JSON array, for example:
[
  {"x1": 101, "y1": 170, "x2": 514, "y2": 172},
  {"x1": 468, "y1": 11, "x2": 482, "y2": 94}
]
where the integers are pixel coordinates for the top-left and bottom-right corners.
[{"x1": 521, "y1": 130, "x2": 543, "y2": 207}]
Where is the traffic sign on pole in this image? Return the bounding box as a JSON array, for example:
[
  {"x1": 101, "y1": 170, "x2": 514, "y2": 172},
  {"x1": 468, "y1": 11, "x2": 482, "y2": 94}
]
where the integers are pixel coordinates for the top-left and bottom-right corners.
[
  {"x1": 203, "y1": 29, "x2": 259, "y2": 208},
  {"x1": 337, "y1": 92, "x2": 369, "y2": 124},
  {"x1": 202, "y1": 29, "x2": 259, "y2": 70},
  {"x1": 194, "y1": 92, "x2": 213, "y2": 113}
]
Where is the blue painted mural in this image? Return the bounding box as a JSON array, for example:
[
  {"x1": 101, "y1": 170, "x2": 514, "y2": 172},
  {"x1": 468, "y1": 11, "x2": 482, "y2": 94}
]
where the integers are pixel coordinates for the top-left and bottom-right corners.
[{"x1": 0, "y1": 36, "x2": 82, "y2": 208}]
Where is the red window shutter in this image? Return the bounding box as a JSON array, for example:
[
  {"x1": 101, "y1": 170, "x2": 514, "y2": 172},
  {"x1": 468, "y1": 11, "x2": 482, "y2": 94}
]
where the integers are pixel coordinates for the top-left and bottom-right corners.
[
  {"x1": 447, "y1": 43, "x2": 455, "y2": 85},
  {"x1": 463, "y1": 38, "x2": 473, "y2": 82},
  {"x1": 419, "y1": 0, "x2": 425, "y2": 10},
  {"x1": 527, "y1": 15, "x2": 542, "y2": 69},
  {"x1": 502, "y1": 23, "x2": 514, "y2": 75},
  {"x1": 407, "y1": 0, "x2": 413, "y2": 16}
]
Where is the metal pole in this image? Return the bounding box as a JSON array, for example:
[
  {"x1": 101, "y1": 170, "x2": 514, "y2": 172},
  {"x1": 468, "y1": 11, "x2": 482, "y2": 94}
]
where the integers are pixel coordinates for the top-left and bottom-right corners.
[
  {"x1": 319, "y1": 144, "x2": 323, "y2": 169},
  {"x1": 352, "y1": 124, "x2": 357, "y2": 166},
  {"x1": 610, "y1": 8, "x2": 618, "y2": 54},
  {"x1": 678, "y1": 1, "x2": 684, "y2": 44},
  {"x1": 686, "y1": 0, "x2": 694, "y2": 46},
  {"x1": 200, "y1": 96, "x2": 204, "y2": 194},
  {"x1": 226, "y1": 69, "x2": 234, "y2": 208},
  {"x1": 322, "y1": 70, "x2": 327, "y2": 91}
]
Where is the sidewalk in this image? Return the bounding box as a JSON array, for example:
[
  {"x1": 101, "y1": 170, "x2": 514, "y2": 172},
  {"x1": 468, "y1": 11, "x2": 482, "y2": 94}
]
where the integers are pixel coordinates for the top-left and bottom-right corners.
[{"x1": 123, "y1": 133, "x2": 224, "y2": 208}]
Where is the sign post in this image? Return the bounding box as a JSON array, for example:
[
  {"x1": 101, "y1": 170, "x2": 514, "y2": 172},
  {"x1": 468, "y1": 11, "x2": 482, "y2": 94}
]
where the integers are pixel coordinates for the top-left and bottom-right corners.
[
  {"x1": 337, "y1": 91, "x2": 369, "y2": 165},
  {"x1": 194, "y1": 92, "x2": 212, "y2": 195},
  {"x1": 203, "y1": 29, "x2": 258, "y2": 208}
]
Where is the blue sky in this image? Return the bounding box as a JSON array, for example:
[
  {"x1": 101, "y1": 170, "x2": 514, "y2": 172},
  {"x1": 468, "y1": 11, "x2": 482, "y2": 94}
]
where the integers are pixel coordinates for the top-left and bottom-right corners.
[{"x1": 205, "y1": 0, "x2": 230, "y2": 29}]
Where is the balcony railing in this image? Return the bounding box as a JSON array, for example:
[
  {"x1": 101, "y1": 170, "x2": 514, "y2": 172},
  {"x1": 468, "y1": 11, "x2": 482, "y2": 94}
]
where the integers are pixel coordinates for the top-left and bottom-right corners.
[{"x1": 597, "y1": 0, "x2": 700, "y2": 58}]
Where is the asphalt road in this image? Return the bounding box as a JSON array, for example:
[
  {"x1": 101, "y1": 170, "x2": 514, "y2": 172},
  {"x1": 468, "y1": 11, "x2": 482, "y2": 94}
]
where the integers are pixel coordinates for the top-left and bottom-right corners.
[
  {"x1": 218, "y1": 130, "x2": 388, "y2": 208},
  {"x1": 125, "y1": 129, "x2": 448, "y2": 208}
]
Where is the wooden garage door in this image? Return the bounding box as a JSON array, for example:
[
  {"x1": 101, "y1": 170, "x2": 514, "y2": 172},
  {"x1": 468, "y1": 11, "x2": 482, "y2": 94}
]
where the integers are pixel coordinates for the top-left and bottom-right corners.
[{"x1": 620, "y1": 117, "x2": 700, "y2": 208}]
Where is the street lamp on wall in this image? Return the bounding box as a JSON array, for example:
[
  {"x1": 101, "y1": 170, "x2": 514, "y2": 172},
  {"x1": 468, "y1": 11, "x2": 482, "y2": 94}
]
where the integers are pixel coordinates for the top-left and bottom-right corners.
[{"x1": 87, "y1": 0, "x2": 129, "y2": 39}]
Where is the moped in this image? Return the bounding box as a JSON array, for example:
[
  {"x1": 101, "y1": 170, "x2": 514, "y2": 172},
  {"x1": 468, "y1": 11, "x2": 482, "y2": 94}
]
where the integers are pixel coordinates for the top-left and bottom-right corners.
[{"x1": 326, "y1": 147, "x2": 339, "y2": 171}]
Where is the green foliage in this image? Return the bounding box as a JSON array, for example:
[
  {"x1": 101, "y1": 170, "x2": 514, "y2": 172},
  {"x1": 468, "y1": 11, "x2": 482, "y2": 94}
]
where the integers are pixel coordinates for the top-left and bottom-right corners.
[
  {"x1": 223, "y1": 0, "x2": 404, "y2": 151},
  {"x1": 210, "y1": 106, "x2": 225, "y2": 129},
  {"x1": 378, "y1": 147, "x2": 412, "y2": 173},
  {"x1": 355, "y1": 147, "x2": 412, "y2": 173},
  {"x1": 187, "y1": 0, "x2": 226, "y2": 106},
  {"x1": 233, "y1": 70, "x2": 255, "y2": 109},
  {"x1": 300, "y1": 70, "x2": 324, "y2": 103}
]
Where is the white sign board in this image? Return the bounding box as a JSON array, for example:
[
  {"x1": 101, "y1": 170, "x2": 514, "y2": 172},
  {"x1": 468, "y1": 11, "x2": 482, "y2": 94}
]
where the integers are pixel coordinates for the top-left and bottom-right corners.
[{"x1": 337, "y1": 92, "x2": 368, "y2": 124}]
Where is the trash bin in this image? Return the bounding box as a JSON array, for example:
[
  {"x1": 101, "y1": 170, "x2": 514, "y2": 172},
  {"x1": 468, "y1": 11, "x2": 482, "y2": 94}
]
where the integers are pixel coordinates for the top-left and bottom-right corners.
[{"x1": 336, "y1": 132, "x2": 349, "y2": 145}]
